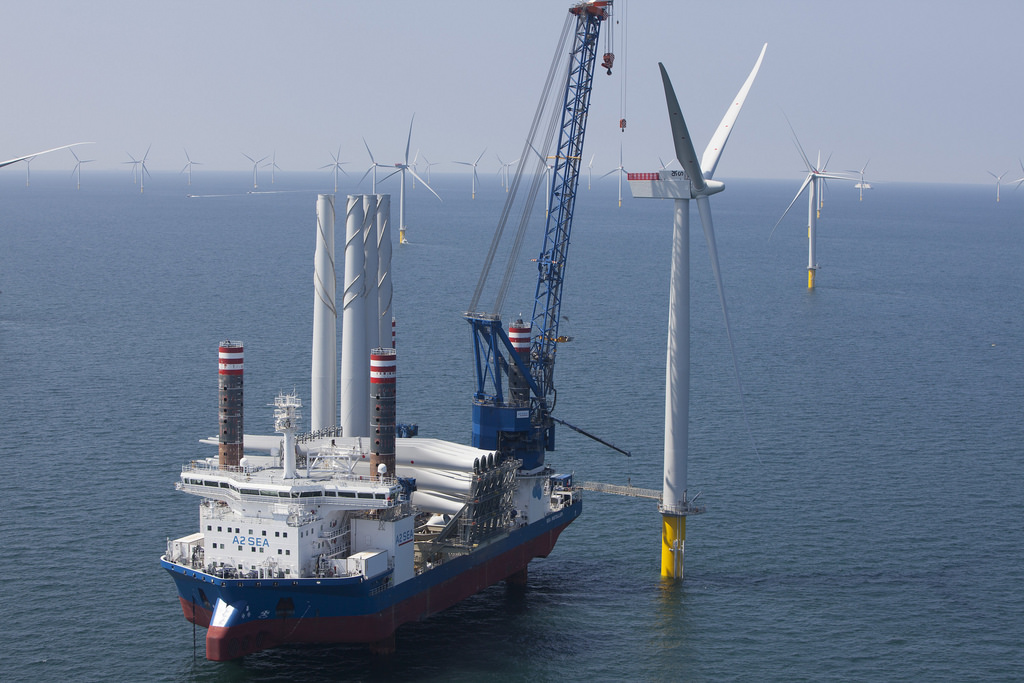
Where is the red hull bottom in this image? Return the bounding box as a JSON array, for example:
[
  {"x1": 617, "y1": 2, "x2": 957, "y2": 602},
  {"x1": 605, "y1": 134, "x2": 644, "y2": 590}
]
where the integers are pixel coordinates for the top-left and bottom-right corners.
[{"x1": 179, "y1": 516, "x2": 574, "y2": 660}]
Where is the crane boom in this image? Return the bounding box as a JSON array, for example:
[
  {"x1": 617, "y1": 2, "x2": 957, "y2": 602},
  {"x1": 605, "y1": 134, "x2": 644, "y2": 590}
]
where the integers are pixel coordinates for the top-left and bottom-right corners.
[{"x1": 465, "y1": 1, "x2": 610, "y2": 472}]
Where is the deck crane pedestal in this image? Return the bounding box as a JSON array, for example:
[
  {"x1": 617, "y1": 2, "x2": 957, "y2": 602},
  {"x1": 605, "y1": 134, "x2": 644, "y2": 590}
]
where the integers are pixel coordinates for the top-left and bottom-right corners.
[{"x1": 465, "y1": 1, "x2": 611, "y2": 472}]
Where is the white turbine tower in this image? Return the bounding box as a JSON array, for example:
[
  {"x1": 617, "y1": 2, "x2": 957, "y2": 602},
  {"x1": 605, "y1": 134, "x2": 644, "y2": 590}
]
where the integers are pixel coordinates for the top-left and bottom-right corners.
[
  {"x1": 601, "y1": 142, "x2": 628, "y2": 207},
  {"x1": 771, "y1": 121, "x2": 855, "y2": 289},
  {"x1": 242, "y1": 152, "x2": 268, "y2": 189},
  {"x1": 24, "y1": 156, "x2": 34, "y2": 186},
  {"x1": 628, "y1": 44, "x2": 766, "y2": 581},
  {"x1": 321, "y1": 146, "x2": 349, "y2": 193},
  {"x1": 69, "y1": 148, "x2": 94, "y2": 190},
  {"x1": 182, "y1": 149, "x2": 201, "y2": 186},
  {"x1": 388, "y1": 116, "x2": 441, "y2": 244},
  {"x1": 988, "y1": 169, "x2": 1008, "y2": 202},
  {"x1": 454, "y1": 148, "x2": 487, "y2": 199}
]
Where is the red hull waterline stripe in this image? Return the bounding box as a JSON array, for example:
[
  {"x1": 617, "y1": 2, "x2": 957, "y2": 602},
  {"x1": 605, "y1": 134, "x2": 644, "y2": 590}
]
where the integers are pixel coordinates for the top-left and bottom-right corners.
[{"x1": 179, "y1": 514, "x2": 576, "y2": 661}]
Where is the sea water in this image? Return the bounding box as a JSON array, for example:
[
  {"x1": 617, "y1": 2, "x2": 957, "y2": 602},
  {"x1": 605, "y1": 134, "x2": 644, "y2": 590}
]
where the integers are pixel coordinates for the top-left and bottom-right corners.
[{"x1": 1, "y1": 171, "x2": 1022, "y2": 681}]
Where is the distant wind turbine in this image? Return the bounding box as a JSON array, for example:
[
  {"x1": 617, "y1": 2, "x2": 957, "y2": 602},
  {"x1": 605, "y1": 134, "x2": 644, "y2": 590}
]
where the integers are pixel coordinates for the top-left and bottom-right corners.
[
  {"x1": 24, "y1": 156, "x2": 34, "y2": 186},
  {"x1": 601, "y1": 142, "x2": 628, "y2": 207},
  {"x1": 1009, "y1": 160, "x2": 1024, "y2": 194},
  {"x1": 124, "y1": 152, "x2": 141, "y2": 185},
  {"x1": 69, "y1": 148, "x2": 94, "y2": 190},
  {"x1": 770, "y1": 119, "x2": 856, "y2": 289},
  {"x1": 138, "y1": 146, "x2": 152, "y2": 194},
  {"x1": 587, "y1": 153, "x2": 595, "y2": 190},
  {"x1": 847, "y1": 160, "x2": 872, "y2": 201},
  {"x1": 454, "y1": 148, "x2": 487, "y2": 199},
  {"x1": 321, "y1": 146, "x2": 349, "y2": 193},
  {"x1": 384, "y1": 115, "x2": 442, "y2": 244},
  {"x1": 242, "y1": 152, "x2": 268, "y2": 189},
  {"x1": 496, "y1": 154, "x2": 519, "y2": 192},
  {"x1": 988, "y1": 169, "x2": 1008, "y2": 202},
  {"x1": 359, "y1": 138, "x2": 388, "y2": 194},
  {"x1": 182, "y1": 149, "x2": 201, "y2": 186},
  {"x1": 420, "y1": 154, "x2": 440, "y2": 184},
  {"x1": 268, "y1": 151, "x2": 282, "y2": 184}
]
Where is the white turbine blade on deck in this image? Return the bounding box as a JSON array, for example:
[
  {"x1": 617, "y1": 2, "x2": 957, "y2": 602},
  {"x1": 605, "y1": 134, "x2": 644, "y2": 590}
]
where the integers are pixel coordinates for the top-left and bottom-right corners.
[
  {"x1": 701, "y1": 43, "x2": 767, "y2": 181},
  {"x1": 660, "y1": 63, "x2": 704, "y2": 191}
]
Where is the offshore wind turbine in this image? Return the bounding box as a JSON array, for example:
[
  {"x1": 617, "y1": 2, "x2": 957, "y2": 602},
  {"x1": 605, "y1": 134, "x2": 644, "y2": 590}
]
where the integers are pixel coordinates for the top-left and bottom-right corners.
[
  {"x1": 24, "y1": 156, "x2": 34, "y2": 186},
  {"x1": 242, "y1": 152, "x2": 268, "y2": 189},
  {"x1": 496, "y1": 154, "x2": 518, "y2": 192},
  {"x1": 848, "y1": 160, "x2": 872, "y2": 201},
  {"x1": 387, "y1": 116, "x2": 441, "y2": 244},
  {"x1": 182, "y1": 149, "x2": 201, "y2": 186},
  {"x1": 69, "y1": 148, "x2": 94, "y2": 189},
  {"x1": 627, "y1": 43, "x2": 766, "y2": 581},
  {"x1": 359, "y1": 138, "x2": 388, "y2": 194},
  {"x1": 124, "y1": 152, "x2": 140, "y2": 185},
  {"x1": 138, "y1": 146, "x2": 152, "y2": 194},
  {"x1": 420, "y1": 154, "x2": 440, "y2": 184},
  {"x1": 454, "y1": 148, "x2": 487, "y2": 199},
  {"x1": 587, "y1": 153, "x2": 595, "y2": 190},
  {"x1": 988, "y1": 169, "x2": 1008, "y2": 202},
  {"x1": 770, "y1": 121, "x2": 855, "y2": 289},
  {"x1": 268, "y1": 151, "x2": 282, "y2": 184},
  {"x1": 321, "y1": 146, "x2": 349, "y2": 193},
  {"x1": 601, "y1": 142, "x2": 628, "y2": 207}
]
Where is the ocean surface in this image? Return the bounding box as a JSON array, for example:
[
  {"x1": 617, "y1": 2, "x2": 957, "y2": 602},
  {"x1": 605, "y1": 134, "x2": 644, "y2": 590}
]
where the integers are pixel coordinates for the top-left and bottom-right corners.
[{"x1": 2, "y1": 170, "x2": 1022, "y2": 682}]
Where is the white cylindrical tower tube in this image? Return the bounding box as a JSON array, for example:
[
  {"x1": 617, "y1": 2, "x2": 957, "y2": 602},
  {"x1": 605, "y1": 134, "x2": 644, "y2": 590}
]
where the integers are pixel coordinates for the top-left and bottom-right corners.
[
  {"x1": 376, "y1": 194, "x2": 393, "y2": 347},
  {"x1": 340, "y1": 195, "x2": 368, "y2": 437},
  {"x1": 311, "y1": 194, "x2": 337, "y2": 431},
  {"x1": 661, "y1": 198, "x2": 690, "y2": 580},
  {"x1": 363, "y1": 195, "x2": 380, "y2": 351},
  {"x1": 808, "y1": 176, "x2": 818, "y2": 289}
]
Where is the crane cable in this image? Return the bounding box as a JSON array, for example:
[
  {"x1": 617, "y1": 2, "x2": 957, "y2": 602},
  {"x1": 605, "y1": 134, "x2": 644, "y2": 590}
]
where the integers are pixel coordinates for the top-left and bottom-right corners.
[{"x1": 469, "y1": 13, "x2": 572, "y2": 315}]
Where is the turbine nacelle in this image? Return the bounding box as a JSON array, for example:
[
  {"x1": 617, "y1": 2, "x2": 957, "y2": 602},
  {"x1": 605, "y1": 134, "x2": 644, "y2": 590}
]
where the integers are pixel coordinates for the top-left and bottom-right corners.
[{"x1": 627, "y1": 171, "x2": 724, "y2": 199}]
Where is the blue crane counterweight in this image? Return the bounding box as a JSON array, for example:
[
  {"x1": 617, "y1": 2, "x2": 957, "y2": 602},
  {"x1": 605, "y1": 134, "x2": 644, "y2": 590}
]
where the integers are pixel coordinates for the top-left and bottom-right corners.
[{"x1": 466, "y1": 1, "x2": 610, "y2": 472}]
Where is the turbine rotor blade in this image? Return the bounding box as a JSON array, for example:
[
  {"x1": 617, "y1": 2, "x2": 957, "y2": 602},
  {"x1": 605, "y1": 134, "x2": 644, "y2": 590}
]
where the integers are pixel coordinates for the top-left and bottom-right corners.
[
  {"x1": 770, "y1": 174, "x2": 814, "y2": 240},
  {"x1": 701, "y1": 43, "x2": 767, "y2": 180},
  {"x1": 408, "y1": 167, "x2": 442, "y2": 201},
  {"x1": 659, "y1": 63, "x2": 705, "y2": 191}
]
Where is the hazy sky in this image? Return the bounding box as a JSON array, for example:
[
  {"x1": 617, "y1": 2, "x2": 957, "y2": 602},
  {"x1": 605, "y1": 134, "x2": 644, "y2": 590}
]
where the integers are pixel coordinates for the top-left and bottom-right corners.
[{"x1": 4, "y1": 0, "x2": 1022, "y2": 185}]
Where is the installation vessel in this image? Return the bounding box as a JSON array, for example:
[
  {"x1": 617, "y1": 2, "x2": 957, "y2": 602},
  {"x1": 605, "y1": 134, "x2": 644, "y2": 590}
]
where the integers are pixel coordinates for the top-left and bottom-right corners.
[{"x1": 161, "y1": 0, "x2": 613, "y2": 660}]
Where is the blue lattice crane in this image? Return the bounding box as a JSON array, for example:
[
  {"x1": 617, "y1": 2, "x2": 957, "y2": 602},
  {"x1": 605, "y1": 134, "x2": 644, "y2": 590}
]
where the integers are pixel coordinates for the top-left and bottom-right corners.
[{"x1": 465, "y1": 1, "x2": 612, "y2": 471}]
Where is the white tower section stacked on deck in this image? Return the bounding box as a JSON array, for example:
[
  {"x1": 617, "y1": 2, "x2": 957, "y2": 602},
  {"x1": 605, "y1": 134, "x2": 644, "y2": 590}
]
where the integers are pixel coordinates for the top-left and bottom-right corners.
[
  {"x1": 376, "y1": 195, "x2": 393, "y2": 348},
  {"x1": 218, "y1": 341, "x2": 244, "y2": 469},
  {"x1": 311, "y1": 194, "x2": 337, "y2": 431},
  {"x1": 341, "y1": 195, "x2": 368, "y2": 437},
  {"x1": 363, "y1": 195, "x2": 380, "y2": 351}
]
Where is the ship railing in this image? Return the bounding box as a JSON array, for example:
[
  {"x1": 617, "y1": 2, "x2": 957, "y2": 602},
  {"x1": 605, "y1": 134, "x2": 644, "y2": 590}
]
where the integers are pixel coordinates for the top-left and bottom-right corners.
[{"x1": 183, "y1": 461, "x2": 266, "y2": 479}]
